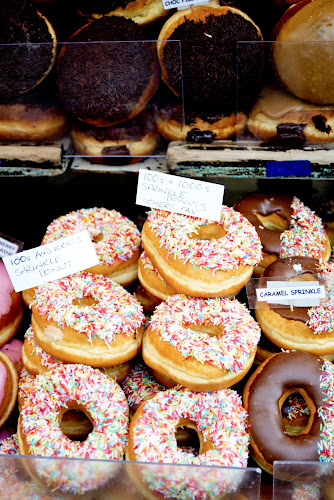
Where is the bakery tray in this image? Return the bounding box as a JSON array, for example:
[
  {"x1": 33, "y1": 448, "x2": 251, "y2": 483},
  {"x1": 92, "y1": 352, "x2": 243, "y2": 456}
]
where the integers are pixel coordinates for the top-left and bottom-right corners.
[
  {"x1": 167, "y1": 140, "x2": 334, "y2": 179},
  {"x1": 69, "y1": 155, "x2": 168, "y2": 174}
]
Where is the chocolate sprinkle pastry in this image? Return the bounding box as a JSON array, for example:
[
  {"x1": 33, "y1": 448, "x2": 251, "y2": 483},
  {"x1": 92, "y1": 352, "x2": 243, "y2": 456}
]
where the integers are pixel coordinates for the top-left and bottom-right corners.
[
  {"x1": 186, "y1": 128, "x2": 216, "y2": 143},
  {"x1": 0, "y1": 1, "x2": 55, "y2": 98},
  {"x1": 76, "y1": 0, "x2": 134, "y2": 15},
  {"x1": 58, "y1": 16, "x2": 158, "y2": 123},
  {"x1": 162, "y1": 10, "x2": 263, "y2": 110},
  {"x1": 312, "y1": 115, "x2": 332, "y2": 134},
  {"x1": 261, "y1": 123, "x2": 307, "y2": 149}
]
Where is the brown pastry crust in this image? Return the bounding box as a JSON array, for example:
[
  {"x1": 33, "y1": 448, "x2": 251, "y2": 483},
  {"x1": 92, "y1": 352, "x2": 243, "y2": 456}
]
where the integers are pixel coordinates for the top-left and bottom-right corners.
[{"x1": 138, "y1": 251, "x2": 176, "y2": 302}]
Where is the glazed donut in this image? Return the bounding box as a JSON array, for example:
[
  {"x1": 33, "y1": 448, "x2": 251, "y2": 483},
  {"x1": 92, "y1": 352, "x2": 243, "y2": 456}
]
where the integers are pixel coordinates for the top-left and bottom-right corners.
[
  {"x1": 75, "y1": 0, "x2": 169, "y2": 25},
  {"x1": 0, "y1": 352, "x2": 18, "y2": 430},
  {"x1": 243, "y1": 350, "x2": 334, "y2": 474},
  {"x1": 57, "y1": 16, "x2": 160, "y2": 126},
  {"x1": 70, "y1": 108, "x2": 159, "y2": 165},
  {"x1": 143, "y1": 294, "x2": 261, "y2": 391},
  {"x1": 0, "y1": 261, "x2": 23, "y2": 346},
  {"x1": 0, "y1": 339, "x2": 23, "y2": 374},
  {"x1": 138, "y1": 250, "x2": 176, "y2": 303},
  {"x1": 0, "y1": 77, "x2": 68, "y2": 142},
  {"x1": 255, "y1": 257, "x2": 334, "y2": 355},
  {"x1": 247, "y1": 84, "x2": 334, "y2": 144},
  {"x1": 141, "y1": 207, "x2": 262, "y2": 298},
  {"x1": 271, "y1": 0, "x2": 334, "y2": 105},
  {"x1": 126, "y1": 387, "x2": 249, "y2": 498},
  {"x1": 30, "y1": 272, "x2": 144, "y2": 367},
  {"x1": 0, "y1": 2, "x2": 57, "y2": 98},
  {"x1": 18, "y1": 364, "x2": 127, "y2": 494},
  {"x1": 157, "y1": 4, "x2": 263, "y2": 109}
]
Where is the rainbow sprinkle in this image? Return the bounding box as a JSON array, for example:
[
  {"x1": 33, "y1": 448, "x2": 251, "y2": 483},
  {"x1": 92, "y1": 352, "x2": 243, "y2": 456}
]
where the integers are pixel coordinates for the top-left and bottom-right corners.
[
  {"x1": 42, "y1": 207, "x2": 141, "y2": 268},
  {"x1": 318, "y1": 359, "x2": 334, "y2": 461},
  {"x1": 145, "y1": 208, "x2": 262, "y2": 273},
  {"x1": 0, "y1": 434, "x2": 18, "y2": 455},
  {"x1": 280, "y1": 197, "x2": 327, "y2": 259},
  {"x1": 24, "y1": 325, "x2": 63, "y2": 370},
  {"x1": 122, "y1": 360, "x2": 165, "y2": 407},
  {"x1": 308, "y1": 260, "x2": 334, "y2": 334},
  {"x1": 284, "y1": 394, "x2": 310, "y2": 421},
  {"x1": 32, "y1": 272, "x2": 144, "y2": 345},
  {"x1": 149, "y1": 294, "x2": 261, "y2": 373}
]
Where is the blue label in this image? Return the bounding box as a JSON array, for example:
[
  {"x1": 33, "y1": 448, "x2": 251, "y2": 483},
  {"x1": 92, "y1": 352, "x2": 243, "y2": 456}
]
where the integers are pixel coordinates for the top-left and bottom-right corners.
[{"x1": 266, "y1": 161, "x2": 311, "y2": 177}]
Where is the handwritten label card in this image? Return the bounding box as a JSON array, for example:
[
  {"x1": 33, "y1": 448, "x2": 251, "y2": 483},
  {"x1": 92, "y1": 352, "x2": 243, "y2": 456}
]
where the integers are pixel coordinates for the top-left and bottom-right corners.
[
  {"x1": 3, "y1": 230, "x2": 99, "y2": 292},
  {"x1": 162, "y1": 0, "x2": 209, "y2": 10},
  {"x1": 0, "y1": 233, "x2": 23, "y2": 258},
  {"x1": 256, "y1": 281, "x2": 326, "y2": 307},
  {"x1": 136, "y1": 170, "x2": 224, "y2": 222}
]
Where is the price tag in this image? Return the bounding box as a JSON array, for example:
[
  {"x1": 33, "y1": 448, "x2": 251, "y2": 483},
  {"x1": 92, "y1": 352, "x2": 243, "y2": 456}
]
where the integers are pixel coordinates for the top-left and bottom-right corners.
[
  {"x1": 3, "y1": 230, "x2": 99, "y2": 292},
  {"x1": 0, "y1": 233, "x2": 24, "y2": 258},
  {"x1": 162, "y1": 0, "x2": 208, "y2": 10},
  {"x1": 136, "y1": 170, "x2": 224, "y2": 222},
  {"x1": 256, "y1": 281, "x2": 326, "y2": 307}
]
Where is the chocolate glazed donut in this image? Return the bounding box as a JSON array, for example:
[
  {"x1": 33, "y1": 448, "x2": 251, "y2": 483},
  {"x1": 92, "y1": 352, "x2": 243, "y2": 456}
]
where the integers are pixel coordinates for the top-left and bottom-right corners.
[{"x1": 243, "y1": 351, "x2": 325, "y2": 474}]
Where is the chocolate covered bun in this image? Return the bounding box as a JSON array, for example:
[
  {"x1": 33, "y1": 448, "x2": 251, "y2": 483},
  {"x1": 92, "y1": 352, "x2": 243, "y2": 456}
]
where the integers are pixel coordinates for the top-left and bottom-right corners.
[
  {"x1": 75, "y1": 0, "x2": 168, "y2": 25},
  {"x1": 272, "y1": 0, "x2": 334, "y2": 104},
  {"x1": 157, "y1": 4, "x2": 263, "y2": 110},
  {"x1": 57, "y1": 16, "x2": 160, "y2": 126},
  {"x1": 248, "y1": 84, "x2": 334, "y2": 144},
  {"x1": 0, "y1": 1, "x2": 57, "y2": 99}
]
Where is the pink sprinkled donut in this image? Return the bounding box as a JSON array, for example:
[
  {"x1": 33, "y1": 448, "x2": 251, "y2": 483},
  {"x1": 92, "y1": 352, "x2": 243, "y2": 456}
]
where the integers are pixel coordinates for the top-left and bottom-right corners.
[
  {"x1": 126, "y1": 387, "x2": 249, "y2": 499},
  {"x1": 143, "y1": 294, "x2": 261, "y2": 391},
  {"x1": 141, "y1": 207, "x2": 262, "y2": 297},
  {"x1": 31, "y1": 272, "x2": 144, "y2": 367}
]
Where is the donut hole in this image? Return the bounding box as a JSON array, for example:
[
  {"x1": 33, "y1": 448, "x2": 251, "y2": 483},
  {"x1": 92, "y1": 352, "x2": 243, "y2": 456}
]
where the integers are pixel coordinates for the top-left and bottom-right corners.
[
  {"x1": 72, "y1": 296, "x2": 99, "y2": 307},
  {"x1": 184, "y1": 323, "x2": 223, "y2": 338},
  {"x1": 255, "y1": 212, "x2": 289, "y2": 232},
  {"x1": 59, "y1": 407, "x2": 94, "y2": 442},
  {"x1": 175, "y1": 420, "x2": 202, "y2": 456},
  {"x1": 190, "y1": 224, "x2": 226, "y2": 241},
  {"x1": 279, "y1": 390, "x2": 313, "y2": 437}
]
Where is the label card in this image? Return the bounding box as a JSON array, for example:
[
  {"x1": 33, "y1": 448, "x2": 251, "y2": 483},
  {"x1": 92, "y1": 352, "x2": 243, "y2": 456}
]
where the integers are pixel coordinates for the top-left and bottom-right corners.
[
  {"x1": 136, "y1": 170, "x2": 224, "y2": 222},
  {"x1": 162, "y1": 0, "x2": 208, "y2": 10},
  {"x1": 0, "y1": 233, "x2": 24, "y2": 258},
  {"x1": 256, "y1": 281, "x2": 326, "y2": 307},
  {"x1": 3, "y1": 230, "x2": 99, "y2": 292}
]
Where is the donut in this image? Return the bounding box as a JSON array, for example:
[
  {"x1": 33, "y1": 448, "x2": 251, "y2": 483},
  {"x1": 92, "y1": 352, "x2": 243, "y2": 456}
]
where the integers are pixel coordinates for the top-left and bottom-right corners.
[
  {"x1": 75, "y1": 0, "x2": 169, "y2": 25},
  {"x1": 255, "y1": 257, "x2": 334, "y2": 355},
  {"x1": 0, "y1": 339, "x2": 23, "y2": 374},
  {"x1": 30, "y1": 272, "x2": 144, "y2": 366},
  {"x1": 0, "y1": 77, "x2": 68, "y2": 142},
  {"x1": 141, "y1": 207, "x2": 262, "y2": 298},
  {"x1": 126, "y1": 387, "x2": 249, "y2": 499},
  {"x1": 138, "y1": 250, "x2": 176, "y2": 303},
  {"x1": 0, "y1": 433, "x2": 19, "y2": 455},
  {"x1": 247, "y1": 84, "x2": 334, "y2": 144},
  {"x1": 0, "y1": 3, "x2": 57, "y2": 98},
  {"x1": 143, "y1": 294, "x2": 261, "y2": 391},
  {"x1": 281, "y1": 393, "x2": 311, "y2": 436},
  {"x1": 18, "y1": 364, "x2": 127, "y2": 494},
  {"x1": 133, "y1": 282, "x2": 162, "y2": 313},
  {"x1": 70, "y1": 108, "x2": 159, "y2": 165},
  {"x1": 157, "y1": 4, "x2": 263, "y2": 109},
  {"x1": 57, "y1": 16, "x2": 160, "y2": 126},
  {"x1": 0, "y1": 352, "x2": 18, "y2": 430},
  {"x1": 243, "y1": 351, "x2": 334, "y2": 474},
  {"x1": 271, "y1": 0, "x2": 334, "y2": 105},
  {"x1": 0, "y1": 261, "x2": 23, "y2": 346}
]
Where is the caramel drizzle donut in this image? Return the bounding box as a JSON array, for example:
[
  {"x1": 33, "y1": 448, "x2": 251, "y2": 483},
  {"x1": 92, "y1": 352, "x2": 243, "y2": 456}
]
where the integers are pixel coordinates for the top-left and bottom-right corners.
[
  {"x1": 143, "y1": 294, "x2": 261, "y2": 391},
  {"x1": 280, "y1": 197, "x2": 330, "y2": 261},
  {"x1": 141, "y1": 207, "x2": 262, "y2": 297},
  {"x1": 31, "y1": 272, "x2": 144, "y2": 366},
  {"x1": 243, "y1": 351, "x2": 334, "y2": 474},
  {"x1": 42, "y1": 207, "x2": 141, "y2": 286}
]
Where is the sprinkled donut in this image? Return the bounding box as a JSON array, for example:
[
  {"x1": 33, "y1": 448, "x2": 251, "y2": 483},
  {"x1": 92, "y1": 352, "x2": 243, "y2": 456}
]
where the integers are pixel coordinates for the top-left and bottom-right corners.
[
  {"x1": 18, "y1": 364, "x2": 128, "y2": 493},
  {"x1": 126, "y1": 387, "x2": 249, "y2": 499},
  {"x1": 243, "y1": 351, "x2": 334, "y2": 474},
  {"x1": 0, "y1": 433, "x2": 18, "y2": 455},
  {"x1": 138, "y1": 250, "x2": 176, "y2": 302},
  {"x1": 143, "y1": 294, "x2": 261, "y2": 391},
  {"x1": 31, "y1": 272, "x2": 144, "y2": 367},
  {"x1": 141, "y1": 207, "x2": 262, "y2": 298}
]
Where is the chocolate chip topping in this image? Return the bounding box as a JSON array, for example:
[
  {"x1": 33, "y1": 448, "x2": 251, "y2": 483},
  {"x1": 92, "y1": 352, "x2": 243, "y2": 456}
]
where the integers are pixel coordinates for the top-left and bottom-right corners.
[
  {"x1": 312, "y1": 114, "x2": 332, "y2": 134},
  {"x1": 57, "y1": 16, "x2": 159, "y2": 123},
  {"x1": 0, "y1": 2, "x2": 55, "y2": 98},
  {"x1": 260, "y1": 123, "x2": 307, "y2": 149},
  {"x1": 186, "y1": 128, "x2": 216, "y2": 143},
  {"x1": 162, "y1": 10, "x2": 263, "y2": 110},
  {"x1": 76, "y1": 0, "x2": 134, "y2": 15}
]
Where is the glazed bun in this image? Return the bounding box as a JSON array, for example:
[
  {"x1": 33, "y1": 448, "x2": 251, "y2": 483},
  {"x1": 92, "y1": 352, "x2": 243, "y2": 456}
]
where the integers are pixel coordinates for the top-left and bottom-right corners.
[
  {"x1": 0, "y1": 1, "x2": 57, "y2": 99},
  {"x1": 57, "y1": 16, "x2": 160, "y2": 127}
]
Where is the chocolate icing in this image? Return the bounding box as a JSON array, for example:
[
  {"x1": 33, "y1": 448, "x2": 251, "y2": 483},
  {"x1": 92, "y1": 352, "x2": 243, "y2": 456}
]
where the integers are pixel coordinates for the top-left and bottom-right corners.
[
  {"x1": 0, "y1": 1, "x2": 55, "y2": 98},
  {"x1": 260, "y1": 256, "x2": 322, "y2": 322},
  {"x1": 234, "y1": 192, "x2": 293, "y2": 254},
  {"x1": 102, "y1": 146, "x2": 132, "y2": 165},
  {"x1": 57, "y1": 16, "x2": 159, "y2": 123},
  {"x1": 162, "y1": 10, "x2": 263, "y2": 110},
  {"x1": 186, "y1": 128, "x2": 216, "y2": 143},
  {"x1": 260, "y1": 123, "x2": 307, "y2": 149},
  {"x1": 247, "y1": 351, "x2": 324, "y2": 464},
  {"x1": 312, "y1": 115, "x2": 332, "y2": 134}
]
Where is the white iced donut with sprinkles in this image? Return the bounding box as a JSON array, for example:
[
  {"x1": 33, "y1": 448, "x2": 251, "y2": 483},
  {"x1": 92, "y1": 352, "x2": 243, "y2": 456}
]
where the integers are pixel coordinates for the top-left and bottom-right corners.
[
  {"x1": 143, "y1": 294, "x2": 261, "y2": 391},
  {"x1": 31, "y1": 272, "x2": 144, "y2": 367},
  {"x1": 141, "y1": 207, "x2": 262, "y2": 297},
  {"x1": 126, "y1": 387, "x2": 249, "y2": 499}
]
